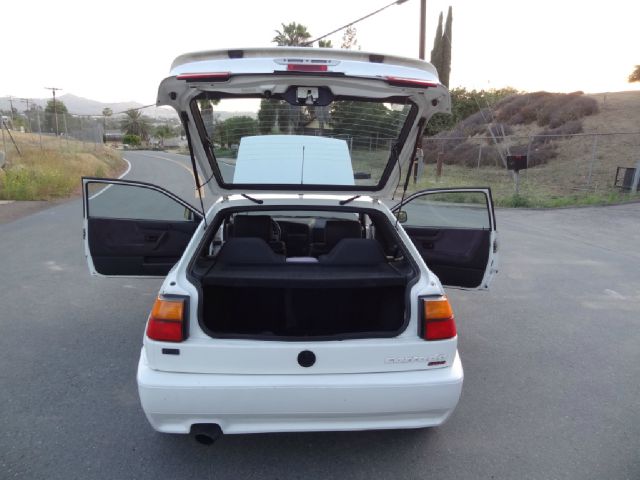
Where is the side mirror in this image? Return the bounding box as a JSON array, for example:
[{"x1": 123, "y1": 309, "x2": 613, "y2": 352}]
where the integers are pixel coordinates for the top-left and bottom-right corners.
[{"x1": 395, "y1": 210, "x2": 408, "y2": 223}]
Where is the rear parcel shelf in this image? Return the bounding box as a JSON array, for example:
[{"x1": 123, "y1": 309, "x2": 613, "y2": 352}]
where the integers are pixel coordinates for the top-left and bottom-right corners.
[{"x1": 195, "y1": 238, "x2": 416, "y2": 338}]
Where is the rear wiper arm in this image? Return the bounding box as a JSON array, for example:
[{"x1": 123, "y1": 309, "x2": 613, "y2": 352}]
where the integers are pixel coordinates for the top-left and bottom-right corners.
[
  {"x1": 339, "y1": 195, "x2": 360, "y2": 206},
  {"x1": 241, "y1": 194, "x2": 264, "y2": 204}
]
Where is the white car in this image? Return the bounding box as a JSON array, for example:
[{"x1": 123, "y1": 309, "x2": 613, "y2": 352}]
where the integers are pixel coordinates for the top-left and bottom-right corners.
[{"x1": 82, "y1": 47, "x2": 498, "y2": 444}]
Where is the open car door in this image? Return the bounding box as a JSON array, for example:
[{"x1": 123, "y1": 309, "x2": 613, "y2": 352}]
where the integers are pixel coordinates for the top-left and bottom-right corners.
[
  {"x1": 393, "y1": 188, "x2": 498, "y2": 289},
  {"x1": 82, "y1": 177, "x2": 202, "y2": 277}
]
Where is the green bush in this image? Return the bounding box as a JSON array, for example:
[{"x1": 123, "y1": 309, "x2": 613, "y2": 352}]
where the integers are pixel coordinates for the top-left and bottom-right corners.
[{"x1": 123, "y1": 134, "x2": 141, "y2": 146}]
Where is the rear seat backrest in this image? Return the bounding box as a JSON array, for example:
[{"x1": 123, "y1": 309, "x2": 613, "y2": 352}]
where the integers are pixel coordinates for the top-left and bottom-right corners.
[
  {"x1": 318, "y1": 239, "x2": 386, "y2": 266},
  {"x1": 232, "y1": 215, "x2": 272, "y2": 239},
  {"x1": 216, "y1": 238, "x2": 285, "y2": 265},
  {"x1": 232, "y1": 215, "x2": 286, "y2": 255},
  {"x1": 310, "y1": 220, "x2": 362, "y2": 256}
]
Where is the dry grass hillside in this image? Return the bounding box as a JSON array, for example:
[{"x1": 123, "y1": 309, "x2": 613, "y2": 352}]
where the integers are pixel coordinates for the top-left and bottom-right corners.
[
  {"x1": 415, "y1": 90, "x2": 640, "y2": 207},
  {"x1": 0, "y1": 132, "x2": 125, "y2": 200}
]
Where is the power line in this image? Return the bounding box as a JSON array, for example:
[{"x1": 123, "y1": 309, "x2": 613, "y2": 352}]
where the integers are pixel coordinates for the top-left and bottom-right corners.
[{"x1": 303, "y1": 0, "x2": 411, "y2": 47}]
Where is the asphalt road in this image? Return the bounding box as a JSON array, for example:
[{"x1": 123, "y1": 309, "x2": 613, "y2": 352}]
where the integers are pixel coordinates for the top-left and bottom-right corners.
[{"x1": 1, "y1": 151, "x2": 638, "y2": 479}]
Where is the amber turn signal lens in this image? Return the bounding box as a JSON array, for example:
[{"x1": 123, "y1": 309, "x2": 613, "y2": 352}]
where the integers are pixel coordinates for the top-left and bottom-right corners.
[
  {"x1": 424, "y1": 296, "x2": 454, "y2": 320},
  {"x1": 150, "y1": 298, "x2": 184, "y2": 322}
]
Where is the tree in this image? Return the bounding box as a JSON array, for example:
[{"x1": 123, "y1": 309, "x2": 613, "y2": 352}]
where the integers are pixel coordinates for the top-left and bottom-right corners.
[
  {"x1": 44, "y1": 99, "x2": 68, "y2": 133},
  {"x1": 318, "y1": 39, "x2": 333, "y2": 48},
  {"x1": 154, "y1": 125, "x2": 174, "y2": 147},
  {"x1": 257, "y1": 99, "x2": 280, "y2": 134},
  {"x1": 273, "y1": 22, "x2": 311, "y2": 46},
  {"x1": 121, "y1": 109, "x2": 150, "y2": 141},
  {"x1": 215, "y1": 116, "x2": 258, "y2": 147},
  {"x1": 430, "y1": 8, "x2": 453, "y2": 87},
  {"x1": 430, "y1": 12, "x2": 444, "y2": 75},
  {"x1": 331, "y1": 102, "x2": 394, "y2": 148},
  {"x1": 441, "y1": 6, "x2": 453, "y2": 87},
  {"x1": 629, "y1": 65, "x2": 640, "y2": 83},
  {"x1": 341, "y1": 26, "x2": 358, "y2": 50}
]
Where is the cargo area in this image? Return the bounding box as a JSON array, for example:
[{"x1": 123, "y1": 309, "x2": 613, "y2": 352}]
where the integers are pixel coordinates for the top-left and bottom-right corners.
[{"x1": 190, "y1": 211, "x2": 417, "y2": 340}]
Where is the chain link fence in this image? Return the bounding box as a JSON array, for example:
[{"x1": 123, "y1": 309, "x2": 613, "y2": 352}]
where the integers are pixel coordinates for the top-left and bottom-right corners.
[
  {"x1": 1, "y1": 110, "x2": 105, "y2": 152},
  {"x1": 416, "y1": 132, "x2": 640, "y2": 206}
]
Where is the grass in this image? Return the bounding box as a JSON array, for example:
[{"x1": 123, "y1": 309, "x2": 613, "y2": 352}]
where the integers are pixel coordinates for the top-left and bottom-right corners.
[
  {"x1": 0, "y1": 132, "x2": 125, "y2": 201},
  {"x1": 408, "y1": 160, "x2": 638, "y2": 208}
]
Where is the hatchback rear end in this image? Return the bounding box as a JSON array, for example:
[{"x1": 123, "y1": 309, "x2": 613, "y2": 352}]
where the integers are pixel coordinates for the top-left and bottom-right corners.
[
  {"x1": 82, "y1": 47, "x2": 498, "y2": 440},
  {"x1": 137, "y1": 197, "x2": 465, "y2": 435}
]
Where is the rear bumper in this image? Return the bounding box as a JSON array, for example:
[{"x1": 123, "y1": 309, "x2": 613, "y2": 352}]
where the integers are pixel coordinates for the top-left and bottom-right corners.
[{"x1": 137, "y1": 350, "x2": 463, "y2": 435}]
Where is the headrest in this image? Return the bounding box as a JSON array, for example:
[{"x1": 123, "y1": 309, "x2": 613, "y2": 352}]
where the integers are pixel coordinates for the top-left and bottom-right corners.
[{"x1": 217, "y1": 238, "x2": 285, "y2": 265}]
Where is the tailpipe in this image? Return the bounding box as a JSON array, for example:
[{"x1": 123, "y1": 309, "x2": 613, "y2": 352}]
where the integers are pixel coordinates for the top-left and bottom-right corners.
[{"x1": 190, "y1": 423, "x2": 223, "y2": 445}]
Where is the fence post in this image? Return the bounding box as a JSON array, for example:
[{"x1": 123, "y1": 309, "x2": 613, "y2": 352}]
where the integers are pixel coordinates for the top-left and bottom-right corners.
[
  {"x1": 632, "y1": 160, "x2": 640, "y2": 194},
  {"x1": 63, "y1": 114, "x2": 69, "y2": 147},
  {"x1": 477, "y1": 143, "x2": 482, "y2": 169},
  {"x1": 587, "y1": 133, "x2": 598, "y2": 186},
  {"x1": 36, "y1": 109, "x2": 43, "y2": 150}
]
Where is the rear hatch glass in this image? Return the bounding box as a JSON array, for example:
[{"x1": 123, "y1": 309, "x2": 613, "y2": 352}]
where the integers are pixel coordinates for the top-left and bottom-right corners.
[{"x1": 193, "y1": 96, "x2": 413, "y2": 189}]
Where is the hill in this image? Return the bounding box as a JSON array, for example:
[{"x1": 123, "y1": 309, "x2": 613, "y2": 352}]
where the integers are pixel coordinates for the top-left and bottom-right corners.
[
  {"x1": 0, "y1": 94, "x2": 177, "y2": 119},
  {"x1": 415, "y1": 90, "x2": 640, "y2": 207}
]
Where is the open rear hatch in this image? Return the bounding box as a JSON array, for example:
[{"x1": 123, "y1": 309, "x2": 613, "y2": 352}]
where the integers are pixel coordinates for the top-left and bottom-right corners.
[{"x1": 156, "y1": 47, "x2": 451, "y2": 199}]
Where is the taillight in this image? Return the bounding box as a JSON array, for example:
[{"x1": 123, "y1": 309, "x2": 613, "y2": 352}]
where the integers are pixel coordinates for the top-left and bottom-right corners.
[
  {"x1": 146, "y1": 296, "x2": 187, "y2": 342},
  {"x1": 176, "y1": 72, "x2": 230, "y2": 82},
  {"x1": 421, "y1": 296, "x2": 456, "y2": 341},
  {"x1": 386, "y1": 76, "x2": 439, "y2": 88}
]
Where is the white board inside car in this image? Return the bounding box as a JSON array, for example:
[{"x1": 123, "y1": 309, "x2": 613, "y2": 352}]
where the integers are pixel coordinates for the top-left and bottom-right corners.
[{"x1": 233, "y1": 135, "x2": 355, "y2": 186}]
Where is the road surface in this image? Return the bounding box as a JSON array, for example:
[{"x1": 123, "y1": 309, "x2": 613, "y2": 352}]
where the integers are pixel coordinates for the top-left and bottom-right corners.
[{"x1": 0, "y1": 150, "x2": 638, "y2": 479}]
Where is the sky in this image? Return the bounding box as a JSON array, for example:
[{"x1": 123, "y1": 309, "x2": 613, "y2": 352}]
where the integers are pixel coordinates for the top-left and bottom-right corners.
[{"x1": 2, "y1": 0, "x2": 639, "y2": 106}]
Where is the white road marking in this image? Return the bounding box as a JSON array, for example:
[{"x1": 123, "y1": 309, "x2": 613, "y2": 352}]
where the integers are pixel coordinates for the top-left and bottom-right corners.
[
  {"x1": 137, "y1": 152, "x2": 205, "y2": 199},
  {"x1": 88, "y1": 157, "x2": 133, "y2": 201}
]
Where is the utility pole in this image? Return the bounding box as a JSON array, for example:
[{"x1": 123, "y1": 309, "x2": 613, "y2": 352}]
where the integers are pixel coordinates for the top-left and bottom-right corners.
[
  {"x1": 8, "y1": 96, "x2": 15, "y2": 121},
  {"x1": 20, "y1": 98, "x2": 31, "y2": 132},
  {"x1": 419, "y1": 0, "x2": 426, "y2": 59},
  {"x1": 45, "y1": 87, "x2": 62, "y2": 136},
  {"x1": 415, "y1": 0, "x2": 427, "y2": 184}
]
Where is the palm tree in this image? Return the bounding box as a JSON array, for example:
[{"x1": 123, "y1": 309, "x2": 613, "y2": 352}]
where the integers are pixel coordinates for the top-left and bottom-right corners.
[
  {"x1": 121, "y1": 109, "x2": 149, "y2": 140},
  {"x1": 273, "y1": 22, "x2": 312, "y2": 46}
]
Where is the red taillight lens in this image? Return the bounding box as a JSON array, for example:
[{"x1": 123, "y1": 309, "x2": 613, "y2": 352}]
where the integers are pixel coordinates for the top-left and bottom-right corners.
[
  {"x1": 386, "y1": 76, "x2": 439, "y2": 88},
  {"x1": 286, "y1": 64, "x2": 328, "y2": 72},
  {"x1": 421, "y1": 296, "x2": 457, "y2": 340},
  {"x1": 176, "y1": 72, "x2": 230, "y2": 82},
  {"x1": 146, "y1": 297, "x2": 186, "y2": 342}
]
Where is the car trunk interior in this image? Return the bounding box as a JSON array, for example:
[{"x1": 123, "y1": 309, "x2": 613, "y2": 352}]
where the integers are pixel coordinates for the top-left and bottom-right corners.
[{"x1": 190, "y1": 209, "x2": 416, "y2": 340}]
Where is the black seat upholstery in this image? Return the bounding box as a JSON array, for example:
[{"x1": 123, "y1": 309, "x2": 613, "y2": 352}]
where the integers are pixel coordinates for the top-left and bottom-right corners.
[
  {"x1": 309, "y1": 220, "x2": 362, "y2": 257},
  {"x1": 216, "y1": 238, "x2": 286, "y2": 265},
  {"x1": 231, "y1": 215, "x2": 286, "y2": 255},
  {"x1": 319, "y1": 239, "x2": 386, "y2": 266}
]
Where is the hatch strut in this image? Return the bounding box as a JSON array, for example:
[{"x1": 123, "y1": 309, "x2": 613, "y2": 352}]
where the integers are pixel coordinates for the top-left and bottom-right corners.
[
  {"x1": 395, "y1": 117, "x2": 426, "y2": 228},
  {"x1": 180, "y1": 111, "x2": 207, "y2": 227}
]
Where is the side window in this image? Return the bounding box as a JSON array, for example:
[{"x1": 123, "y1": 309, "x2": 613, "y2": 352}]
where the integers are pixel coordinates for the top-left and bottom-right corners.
[
  {"x1": 402, "y1": 191, "x2": 491, "y2": 230},
  {"x1": 87, "y1": 182, "x2": 194, "y2": 221}
]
